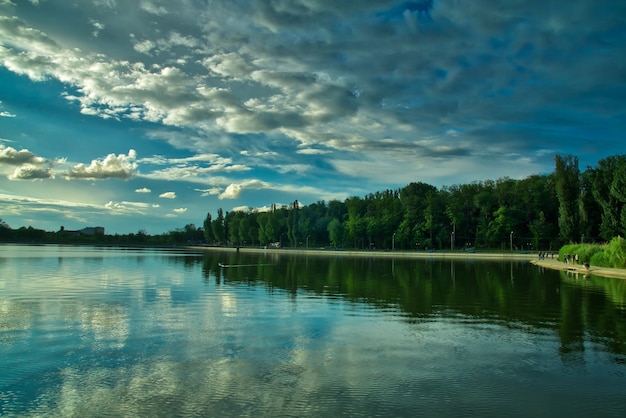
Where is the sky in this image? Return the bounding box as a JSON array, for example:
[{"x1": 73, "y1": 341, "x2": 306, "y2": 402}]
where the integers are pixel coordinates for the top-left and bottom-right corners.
[{"x1": 1, "y1": 0, "x2": 625, "y2": 235}]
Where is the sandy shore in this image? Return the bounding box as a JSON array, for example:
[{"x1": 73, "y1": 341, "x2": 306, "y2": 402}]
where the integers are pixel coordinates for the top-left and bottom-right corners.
[
  {"x1": 189, "y1": 245, "x2": 626, "y2": 279},
  {"x1": 530, "y1": 257, "x2": 626, "y2": 279}
]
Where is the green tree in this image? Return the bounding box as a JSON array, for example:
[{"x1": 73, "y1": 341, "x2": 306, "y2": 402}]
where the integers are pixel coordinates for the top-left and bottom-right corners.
[
  {"x1": 184, "y1": 224, "x2": 197, "y2": 243},
  {"x1": 588, "y1": 155, "x2": 626, "y2": 240},
  {"x1": 445, "y1": 183, "x2": 483, "y2": 248},
  {"x1": 327, "y1": 218, "x2": 345, "y2": 248},
  {"x1": 238, "y1": 213, "x2": 251, "y2": 245},
  {"x1": 610, "y1": 160, "x2": 626, "y2": 236},
  {"x1": 225, "y1": 211, "x2": 241, "y2": 245},
  {"x1": 212, "y1": 208, "x2": 226, "y2": 244},
  {"x1": 0, "y1": 219, "x2": 13, "y2": 241},
  {"x1": 345, "y1": 196, "x2": 367, "y2": 248},
  {"x1": 257, "y1": 212, "x2": 271, "y2": 244},
  {"x1": 555, "y1": 154, "x2": 580, "y2": 243},
  {"x1": 287, "y1": 200, "x2": 300, "y2": 246},
  {"x1": 473, "y1": 181, "x2": 497, "y2": 248},
  {"x1": 529, "y1": 211, "x2": 552, "y2": 250},
  {"x1": 421, "y1": 189, "x2": 447, "y2": 249},
  {"x1": 487, "y1": 206, "x2": 514, "y2": 249},
  {"x1": 203, "y1": 212, "x2": 214, "y2": 244}
]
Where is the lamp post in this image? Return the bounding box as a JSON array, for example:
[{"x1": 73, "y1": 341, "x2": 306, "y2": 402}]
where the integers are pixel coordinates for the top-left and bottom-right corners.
[
  {"x1": 392, "y1": 232, "x2": 396, "y2": 251},
  {"x1": 306, "y1": 235, "x2": 310, "y2": 250},
  {"x1": 451, "y1": 231, "x2": 455, "y2": 252},
  {"x1": 510, "y1": 231, "x2": 513, "y2": 252}
]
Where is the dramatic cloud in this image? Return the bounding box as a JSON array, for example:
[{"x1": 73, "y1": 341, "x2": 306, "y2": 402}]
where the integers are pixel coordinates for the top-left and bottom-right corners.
[
  {"x1": 0, "y1": 145, "x2": 58, "y2": 180},
  {"x1": 0, "y1": 145, "x2": 46, "y2": 166},
  {"x1": 66, "y1": 150, "x2": 138, "y2": 180},
  {"x1": 9, "y1": 164, "x2": 53, "y2": 180}
]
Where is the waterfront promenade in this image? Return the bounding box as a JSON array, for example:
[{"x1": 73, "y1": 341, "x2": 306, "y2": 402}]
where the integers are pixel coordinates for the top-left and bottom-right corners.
[{"x1": 190, "y1": 245, "x2": 626, "y2": 279}]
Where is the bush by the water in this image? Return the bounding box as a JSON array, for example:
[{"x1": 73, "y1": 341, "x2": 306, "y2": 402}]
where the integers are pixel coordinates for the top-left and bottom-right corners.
[
  {"x1": 590, "y1": 251, "x2": 610, "y2": 268},
  {"x1": 559, "y1": 243, "x2": 604, "y2": 265},
  {"x1": 562, "y1": 237, "x2": 626, "y2": 269},
  {"x1": 596, "y1": 236, "x2": 626, "y2": 269}
]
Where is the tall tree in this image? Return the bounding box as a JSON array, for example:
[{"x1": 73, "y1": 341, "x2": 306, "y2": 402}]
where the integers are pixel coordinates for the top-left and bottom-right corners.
[
  {"x1": 225, "y1": 211, "x2": 241, "y2": 245},
  {"x1": 529, "y1": 211, "x2": 552, "y2": 250},
  {"x1": 327, "y1": 218, "x2": 345, "y2": 248},
  {"x1": 588, "y1": 155, "x2": 626, "y2": 240},
  {"x1": 345, "y1": 196, "x2": 367, "y2": 249},
  {"x1": 287, "y1": 200, "x2": 300, "y2": 246},
  {"x1": 609, "y1": 159, "x2": 626, "y2": 236},
  {"x1": 422, "y1": 189, "x2": 447, "y2": 249},
  {"x1": 0, "y1": 218, "x2": 13, "y2": 241},
  {"x1": 212, "y1": 208, "x2": 226, "y2": 244},
  {"x1": 555, "y1": 154, "x2": 580, "y2": 243},
  {"x1": 473, "y1": 180, "x2": 497, "y2": 248},
  {"x1": 184, "y1": 223, "x2": 197, "y2": 243},
  {"x1": 203, "y1": 212, "x2": 214, "y2": 244}
]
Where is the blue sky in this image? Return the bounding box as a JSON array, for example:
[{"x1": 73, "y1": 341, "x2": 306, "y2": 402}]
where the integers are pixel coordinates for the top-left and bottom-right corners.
[{"x1": 1, "y1": 0, "x2": 625, "y2": 235}]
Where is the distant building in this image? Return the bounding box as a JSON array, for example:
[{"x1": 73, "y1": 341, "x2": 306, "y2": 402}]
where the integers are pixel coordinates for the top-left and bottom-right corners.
[
  {"x1": 80, "y1": 227, "x2": 105, "y2": 236},
  {"x1": 60, "y1": 226, "x2": 105, "y2": 236}
]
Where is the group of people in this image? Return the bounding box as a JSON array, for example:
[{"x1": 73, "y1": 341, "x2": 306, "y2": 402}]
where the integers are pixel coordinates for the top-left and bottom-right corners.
[
  {"x1": 562, "y1": 253, "x2": 590, "y2": 270},
  {"x1": 537, "y1": 251, "x2": 554, "y2": 260},
  {"x1": 563, "y1": 253, "x2": 579, "y2": 264}
]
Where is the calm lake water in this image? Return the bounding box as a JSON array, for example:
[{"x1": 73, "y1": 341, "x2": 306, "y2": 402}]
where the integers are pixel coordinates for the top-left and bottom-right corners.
[{"x1": 1, "y1": 244, "x2": 625, "y2": 417}]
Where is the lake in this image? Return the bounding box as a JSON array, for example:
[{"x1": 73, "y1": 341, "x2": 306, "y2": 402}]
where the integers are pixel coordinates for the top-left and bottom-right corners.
[{"x1": 1, "y1": 244, "x2": 625, "y2": 417}]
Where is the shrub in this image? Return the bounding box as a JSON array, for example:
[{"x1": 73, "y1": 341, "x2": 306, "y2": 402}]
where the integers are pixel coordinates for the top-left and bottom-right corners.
[
  {"x1": 576, "y1": 244, "x2": 604, "y2": 265},
  {"x1": 605, "y1": 236, "x2": 626, "y2": 269},
  {"x1": 559, "y1": 244, "x2": 579, "y2": 262},
  {"x1": 559, "y1": 243, "x2": 602, "y2": 265},
  {"x1": 590, "y1": 251, "x2": 610, "y2": 267}
]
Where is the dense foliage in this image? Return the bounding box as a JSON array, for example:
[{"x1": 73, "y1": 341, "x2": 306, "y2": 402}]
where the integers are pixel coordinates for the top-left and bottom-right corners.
[{"x1": 203, "y1": 154, "x2": 626, "y2": 252}]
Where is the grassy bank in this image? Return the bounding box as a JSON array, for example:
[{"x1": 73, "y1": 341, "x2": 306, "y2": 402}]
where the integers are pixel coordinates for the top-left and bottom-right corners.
[{"x1": 559, "y1": 236, "x2": 626, "y2": 269}]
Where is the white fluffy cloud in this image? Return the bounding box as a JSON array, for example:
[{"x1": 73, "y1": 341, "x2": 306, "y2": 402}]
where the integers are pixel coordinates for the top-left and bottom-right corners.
[
  {"x1": 9, "y1": 164, "x2": 53, "y2": 180},
  {"x1": 196, "y1": 187, "x2": 221, "y2": 197},
  {"x1": 0, "y1": 145, "x2": 57, "y2": 180},
  {"x1": 159, "y1": 191, "x2": 176, "y2": 199},
  {"x1": 219, "y1": 180, "x2": 270, "y2": 200},
  {"x1": 0, "y1": 145, "x2": 46, "y2": 166},
  {"x1": 104, "y1": 200, "x2": 152, "y2": 214},
  {"x1": 66, "y1": 150, "x2": 137, "y2": 180}
]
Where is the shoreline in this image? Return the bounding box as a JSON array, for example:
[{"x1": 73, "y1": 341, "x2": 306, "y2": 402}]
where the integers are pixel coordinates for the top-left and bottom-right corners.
[
  {"x1": 5, "y1": 242, "x2": 623, "y2": 279},
  {"x1": 188, "y1": 245, "x2": 626, "y2": 279},
  {"x1": 530, "y1": 257, "x2": 626, "y2": 280},
  {"x1": 186, "y1": 245, "x2": 538, "y2": 260}
]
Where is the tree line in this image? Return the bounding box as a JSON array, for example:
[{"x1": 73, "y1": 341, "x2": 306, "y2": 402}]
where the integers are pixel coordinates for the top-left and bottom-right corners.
[
  {"x1": 202, "y1": 154, "x2": 626, "y2": 251},
  {"x1": 2, "y1": 154, "x2": 624, "y2": 250},
  {"x1": 0, "y1": 222, "x2": 203, "y2": 245}
]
